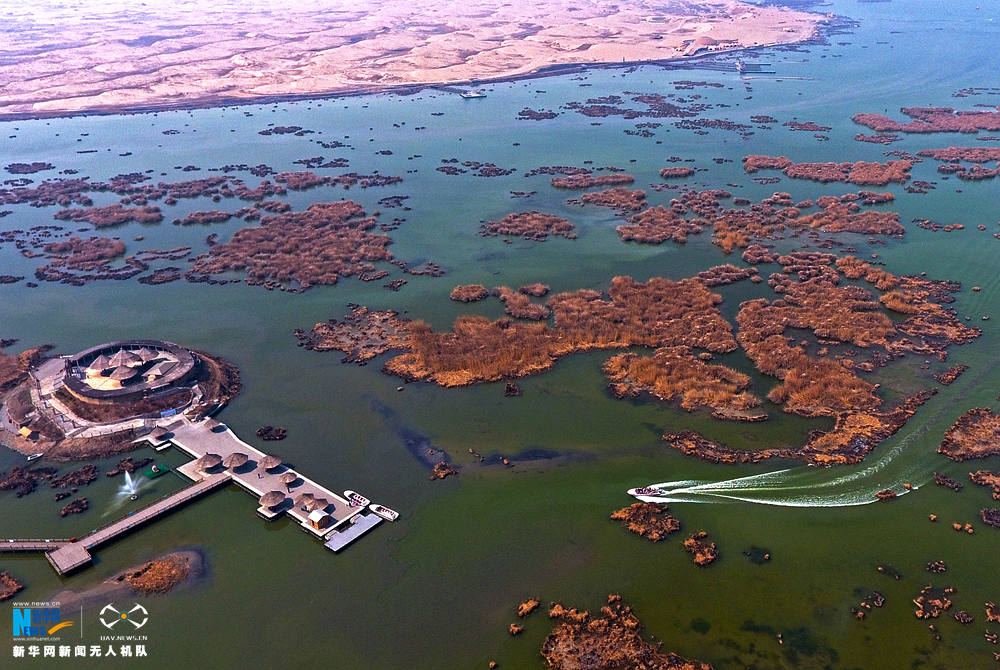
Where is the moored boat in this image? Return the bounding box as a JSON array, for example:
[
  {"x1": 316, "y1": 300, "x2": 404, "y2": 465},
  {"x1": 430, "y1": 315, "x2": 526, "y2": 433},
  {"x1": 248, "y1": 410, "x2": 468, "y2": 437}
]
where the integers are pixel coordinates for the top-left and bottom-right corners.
[
  {"x1": 344, "y1": 490, "x2": 370, "y2": 507},
  {"x1": 26, "y1": 453, "x2": 43, "y2": 462},
  {"x1": 459, "y1": 91, "x2": 486, "y2": 99},
  {"x1": 369, "y1": 503, "x2": 399, "y2": 522},
  {"x1": 145, "y1": 463, "x2": 170, "y2": 478}
]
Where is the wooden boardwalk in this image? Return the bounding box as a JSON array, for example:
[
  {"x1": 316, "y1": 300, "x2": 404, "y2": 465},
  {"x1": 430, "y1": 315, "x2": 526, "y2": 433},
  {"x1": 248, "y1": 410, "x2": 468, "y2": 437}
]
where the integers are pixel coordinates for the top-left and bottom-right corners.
[
  {"x1": 0, "y1": 540, "x2": 70, "y2": 552},
  {"x1": 1, "y1": 472, "x2": 232, "y2": 575}
]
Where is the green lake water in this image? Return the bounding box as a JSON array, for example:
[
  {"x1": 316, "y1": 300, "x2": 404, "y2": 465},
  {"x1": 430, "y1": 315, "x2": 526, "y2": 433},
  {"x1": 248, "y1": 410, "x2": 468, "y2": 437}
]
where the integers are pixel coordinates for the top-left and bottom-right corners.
[{"x1": 3, "y1": 0, "x2": 1000, "y2": 667}]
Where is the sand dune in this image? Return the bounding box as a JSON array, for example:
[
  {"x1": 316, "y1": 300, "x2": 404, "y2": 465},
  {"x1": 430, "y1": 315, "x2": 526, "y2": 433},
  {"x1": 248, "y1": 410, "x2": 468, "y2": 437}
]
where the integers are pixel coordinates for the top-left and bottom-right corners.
[{"x1": 0, "y1": 0, "x2": 823, "y2": 118}]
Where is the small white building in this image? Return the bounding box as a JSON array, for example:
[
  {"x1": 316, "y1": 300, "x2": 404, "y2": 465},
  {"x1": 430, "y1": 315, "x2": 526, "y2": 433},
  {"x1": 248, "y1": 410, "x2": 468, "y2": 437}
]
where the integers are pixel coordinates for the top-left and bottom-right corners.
[{"x1": 307, "y1": 509, "x2": 332, "y2": 530}]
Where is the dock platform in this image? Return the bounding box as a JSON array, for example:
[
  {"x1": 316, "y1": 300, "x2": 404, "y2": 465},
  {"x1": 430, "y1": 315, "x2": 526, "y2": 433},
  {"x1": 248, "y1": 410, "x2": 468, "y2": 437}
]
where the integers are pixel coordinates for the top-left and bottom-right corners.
[
  {"x1": 1, "y1": 416, "x2": 393, "y2": 574},
  {"x1": 324, "y1": 514, "x2": 382, "y2": 552},
  {"x1": 168, "y1": 419, "x2": 360, "y2": 536}
]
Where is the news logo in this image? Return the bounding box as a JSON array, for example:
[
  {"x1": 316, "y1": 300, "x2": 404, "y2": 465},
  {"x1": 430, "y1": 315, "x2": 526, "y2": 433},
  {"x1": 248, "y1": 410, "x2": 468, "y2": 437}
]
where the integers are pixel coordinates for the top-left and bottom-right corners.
[{"x1": 11, "y1": 607, "x2": 73, "y2": 638}]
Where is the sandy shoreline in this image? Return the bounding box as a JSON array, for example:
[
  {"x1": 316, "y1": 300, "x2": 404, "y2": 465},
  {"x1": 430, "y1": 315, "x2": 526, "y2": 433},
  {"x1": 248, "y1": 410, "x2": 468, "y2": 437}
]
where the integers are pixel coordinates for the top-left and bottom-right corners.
[
  {"x1": 0, "y1": 40, "x2": 826, "y2": 124},
  {"x1": 0, "y1": 0, "x2": 831, "y2": 123}
]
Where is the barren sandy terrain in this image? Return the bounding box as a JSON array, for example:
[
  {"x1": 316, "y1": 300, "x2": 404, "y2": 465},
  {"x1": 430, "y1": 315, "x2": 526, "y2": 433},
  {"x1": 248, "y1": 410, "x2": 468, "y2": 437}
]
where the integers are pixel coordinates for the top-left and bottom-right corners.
[{"x1": 0, "y1": 0, "x2": 822, "y2": 118}]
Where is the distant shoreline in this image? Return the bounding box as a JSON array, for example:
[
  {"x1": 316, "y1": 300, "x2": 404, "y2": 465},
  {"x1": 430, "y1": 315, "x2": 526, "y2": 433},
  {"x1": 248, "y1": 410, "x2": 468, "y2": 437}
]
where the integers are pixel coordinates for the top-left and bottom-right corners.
[{"x1": 0, "y1": 29, "x2": 843, "y2": 125}]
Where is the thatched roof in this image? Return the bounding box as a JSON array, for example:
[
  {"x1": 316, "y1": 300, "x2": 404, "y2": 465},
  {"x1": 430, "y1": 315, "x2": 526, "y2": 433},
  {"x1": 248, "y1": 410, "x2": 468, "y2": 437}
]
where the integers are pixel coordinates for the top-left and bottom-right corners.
[
  {"x1": 293, "y1": 493, "x2": 316, "y2": 507},
  {"x1": 88, "y1": 353, "x2": 112, "y2": 371},
  {"x1": 197, "y1": 453, "x2": 222, "y2": 469},
  {"x1": 144, "y1": 360, "x2": 176, "y2": 378},
  {"x1": 259, "y1": 491, "x2": 285, "y2": 507},
  {"x1": 222, "y1": 453, "x2": 248, "y2": 469},
  {"x1": 278, "y1": 472, "x2": 297, "y2": 485},
  {"x1": 258, "y1": 455, "x2": 281, "y2": 470},
  {"x1": 304, "y1": 497, "x2": 328, "y2": 512},
  {"x1": 108, "y1": 365, "x2": 138, "y2": 381},
  {"x1": 108, "y1": 349, "x2": 142, "y2": 367},
  {"x1": 136, "y1": 346, "x2": 160, "y2": 362}
]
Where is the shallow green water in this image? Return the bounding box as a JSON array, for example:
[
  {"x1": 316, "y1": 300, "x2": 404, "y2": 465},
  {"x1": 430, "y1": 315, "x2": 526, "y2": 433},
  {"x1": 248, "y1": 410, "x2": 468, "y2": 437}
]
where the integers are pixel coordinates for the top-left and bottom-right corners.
[{"x1": 3, "y1": 0, "x2": 1000, "y2": 668}]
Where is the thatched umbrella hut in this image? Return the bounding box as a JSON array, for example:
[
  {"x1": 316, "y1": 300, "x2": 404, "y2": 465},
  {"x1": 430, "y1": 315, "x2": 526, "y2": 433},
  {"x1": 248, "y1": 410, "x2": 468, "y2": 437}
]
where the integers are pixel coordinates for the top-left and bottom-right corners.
[
  {"x1": 278, "y1": 471, "x2": 297, "y2": 486},
  {"x1": 258, "y1": 454, "x2": 281, "y2": 470},
  {"x1": 197, "y1": 453, "x2": 222, "y2": 470},
  {"x1": 136, "y1": 346, "x2": 160, "y2": 362},
  {"x1": 259, "y1": 491, "x2": 285, "y2": 508},
  {"x1": 222, "y1": 453, "x2": 248, "y2": 470},
  {"x1": 304, "y1": 497, "x2": 329, "y2": 512},
  {"x1": 293, "y1": 493, "x2": 316, "y2": 509}
]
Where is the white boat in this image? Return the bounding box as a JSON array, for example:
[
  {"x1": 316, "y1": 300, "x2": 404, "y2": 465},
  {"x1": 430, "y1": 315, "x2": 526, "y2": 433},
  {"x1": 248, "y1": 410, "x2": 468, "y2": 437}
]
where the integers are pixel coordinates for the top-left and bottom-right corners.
[
  {"x1": 627, "y1": 486, "x2": 667, "y2": 498},
  {"x1": 344, "y1": 490, "x2": 370, "y2": 507},
  {"x1": 26, "y1": 453, "x2": 43, "y2": 462},
  {"x1": 369, "y1": 503, "x2": 399, "y2": 522},
  {"x1": 459, "y1": 91, "x2": 486, "y2": 99}
]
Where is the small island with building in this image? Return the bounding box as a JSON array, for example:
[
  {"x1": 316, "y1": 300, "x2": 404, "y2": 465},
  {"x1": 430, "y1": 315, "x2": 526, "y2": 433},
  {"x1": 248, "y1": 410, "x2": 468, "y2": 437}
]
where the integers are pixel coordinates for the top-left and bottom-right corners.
[{"x1": 2, "y1": 338, "x2": 239, "y2": 461}]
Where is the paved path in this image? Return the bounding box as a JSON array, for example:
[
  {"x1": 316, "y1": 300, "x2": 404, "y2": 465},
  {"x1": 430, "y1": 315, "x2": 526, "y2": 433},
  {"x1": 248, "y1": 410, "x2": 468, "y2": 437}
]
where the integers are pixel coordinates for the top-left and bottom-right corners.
[{"x1": 42, "y1": 472, "x2": 231, "y2": 574}]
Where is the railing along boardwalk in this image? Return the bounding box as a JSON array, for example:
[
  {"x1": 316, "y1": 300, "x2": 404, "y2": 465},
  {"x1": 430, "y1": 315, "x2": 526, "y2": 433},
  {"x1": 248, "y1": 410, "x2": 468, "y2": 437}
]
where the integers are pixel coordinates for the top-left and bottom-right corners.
[{"x1": 0, "y1": 540, "x2": 71, "y2": 551}]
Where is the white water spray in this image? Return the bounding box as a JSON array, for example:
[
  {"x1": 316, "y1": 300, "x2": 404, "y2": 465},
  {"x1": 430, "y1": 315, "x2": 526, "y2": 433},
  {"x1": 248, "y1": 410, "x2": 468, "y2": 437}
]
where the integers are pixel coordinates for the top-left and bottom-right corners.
[
  {"x1": 113, "y1": 471, "x2": 147, "y2": 502},
  {"x1": 630, "y1": 409, "x2": 946, "y2": 507}
]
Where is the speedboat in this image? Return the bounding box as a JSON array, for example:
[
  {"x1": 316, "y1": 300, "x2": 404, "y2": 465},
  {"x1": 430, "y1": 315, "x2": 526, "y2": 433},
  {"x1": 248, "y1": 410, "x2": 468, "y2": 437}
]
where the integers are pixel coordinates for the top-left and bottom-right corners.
[
  {"x1": 344, "y1": 490, "x2": 370, "y2": 507},
  {"x1": 369, "y1": 503, "x2": 399, "y2": 522},
  {"x1": 627, "y1": 486, "x2": 666, "y2": 498},
  {"x1": 26, "y1": 453, "x2": 43, "y2": 462},
  {"x1": 459, "y1": 91, "x2": 486, "y2": 99}
]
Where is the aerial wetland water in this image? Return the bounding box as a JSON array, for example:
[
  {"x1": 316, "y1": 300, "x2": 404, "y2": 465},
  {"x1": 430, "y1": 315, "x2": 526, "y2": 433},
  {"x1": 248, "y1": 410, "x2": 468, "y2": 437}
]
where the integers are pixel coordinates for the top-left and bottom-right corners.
[{"x1": 4, "y1": 0, "x2": 1000, "y2": 667}]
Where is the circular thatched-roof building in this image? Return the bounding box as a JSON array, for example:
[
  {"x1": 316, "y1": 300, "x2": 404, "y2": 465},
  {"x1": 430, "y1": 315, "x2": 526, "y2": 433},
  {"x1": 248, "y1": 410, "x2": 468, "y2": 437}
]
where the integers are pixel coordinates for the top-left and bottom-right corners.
[
  {"x1": 108, "y1": 349, "x2": 143, "y2": 368},
  {"x1": 63, "y1": 339, "x2": 198, "y2": 405},
  {"x1": 108, "y1": 365, "x2": 138, "y2": 381},
  {"x1": 136, "y1": 346, "x2": 160, "y2": 362}
]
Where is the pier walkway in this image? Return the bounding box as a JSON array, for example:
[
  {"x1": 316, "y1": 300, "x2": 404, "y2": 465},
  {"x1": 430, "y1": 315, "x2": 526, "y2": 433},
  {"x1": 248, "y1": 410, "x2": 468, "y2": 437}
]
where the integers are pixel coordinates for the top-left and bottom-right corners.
[
  {"x1": 1, "y1": 539, "x2": 71, "y2": 552},
  {"x1": 0, "y1": 472, "x2": 232, "y2": 574},
  {"x1": 1, "y1": 417, "x2": 390, "y2": 574}
]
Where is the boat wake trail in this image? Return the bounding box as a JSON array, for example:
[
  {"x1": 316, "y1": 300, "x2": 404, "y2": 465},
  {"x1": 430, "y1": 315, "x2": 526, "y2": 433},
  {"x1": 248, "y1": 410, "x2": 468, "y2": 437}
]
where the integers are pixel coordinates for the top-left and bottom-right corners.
[
  {"x1": 632, "y1": 411, "x2": 943, "y2": 507},
  {"x1": 630, "y1": 466, "x2": 893, "y2": 507},
  {"x1": 630, "y1": 333, "x2": 1000, "y2": 508}
]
